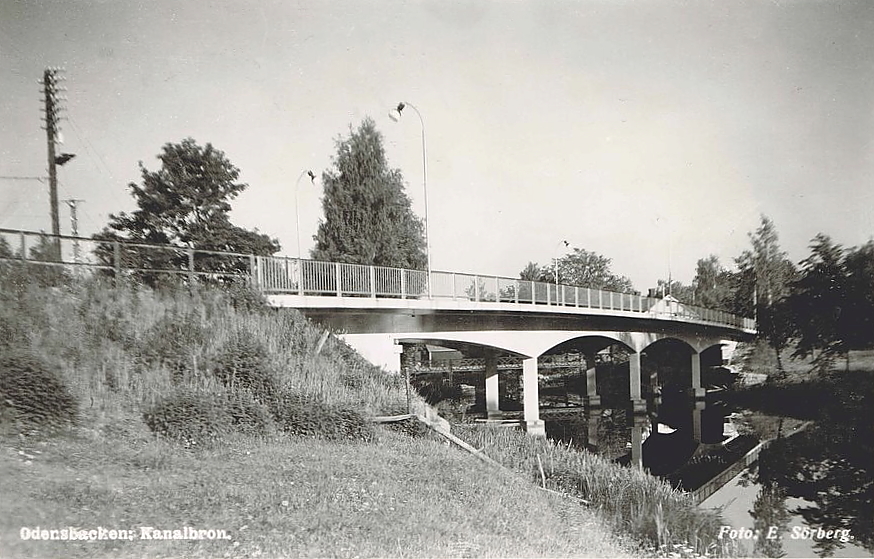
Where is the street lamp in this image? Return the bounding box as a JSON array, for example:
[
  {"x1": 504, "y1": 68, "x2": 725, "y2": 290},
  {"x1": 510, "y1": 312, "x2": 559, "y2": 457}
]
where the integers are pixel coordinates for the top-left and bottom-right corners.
[
  {"x1": 389, "y1": 101, "x2": 431, "y2": 297},
  {"x1": 294, "y1": 169, "x2": 316, "y2": 259},
  {"x1": 554, "y1": 240, "x2": 569, "y2": 285}
]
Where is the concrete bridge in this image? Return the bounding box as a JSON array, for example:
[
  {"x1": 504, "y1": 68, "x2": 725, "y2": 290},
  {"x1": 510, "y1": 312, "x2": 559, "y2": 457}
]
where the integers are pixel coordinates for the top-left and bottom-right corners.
[{"x1": 256, "y1": 256, "x2": 755, "y2": 436}]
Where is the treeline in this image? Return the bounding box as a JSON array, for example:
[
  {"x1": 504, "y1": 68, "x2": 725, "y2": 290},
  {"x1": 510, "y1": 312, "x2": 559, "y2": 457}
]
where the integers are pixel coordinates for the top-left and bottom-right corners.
[
  {"x1": 662, "y1": 216, "x2": 874, "y2": 368},
  {"x1": 520, "y1": 216, "x2": 874, "y2": 369}
]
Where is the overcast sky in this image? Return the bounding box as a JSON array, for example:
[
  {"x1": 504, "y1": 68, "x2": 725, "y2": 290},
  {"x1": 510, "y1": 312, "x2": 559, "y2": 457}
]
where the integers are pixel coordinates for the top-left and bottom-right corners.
[{"x1": 2, "y1": 0, "x2": 873, "y2": 290}]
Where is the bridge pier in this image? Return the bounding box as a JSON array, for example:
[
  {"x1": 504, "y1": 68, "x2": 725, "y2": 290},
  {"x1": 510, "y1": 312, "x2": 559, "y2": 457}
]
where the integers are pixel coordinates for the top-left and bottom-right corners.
[
  {"x1": 484, "y1": 353, "x2": 501, "y2": 419},
  {"x1": 586, "y1": 408, "x2": 601, "y2": 451},
  {"x1": 630, "y1": 415, "x2": 646, "y2": 469},
  {"x1": 692, "y1": 400, "x2": 704, "y2": 443},
  {"x1": 629, "y1": 352, "x2": 647, "y2": 413},
  {"x1": 583, "y1": 353, "x2": 601, "y2": 407},
  {"x1": 522, "y1": 357, "x2": 545, "y2": 436},
  {"x1": 688, "y1": 352, "x2": 706, "y2": 399}
]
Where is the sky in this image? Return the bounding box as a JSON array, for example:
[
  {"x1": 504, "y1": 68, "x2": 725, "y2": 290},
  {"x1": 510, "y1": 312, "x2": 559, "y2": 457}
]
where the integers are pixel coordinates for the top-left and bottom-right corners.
[{"x1": 2, "y1": 0, "x2": 873, "y2": 291}]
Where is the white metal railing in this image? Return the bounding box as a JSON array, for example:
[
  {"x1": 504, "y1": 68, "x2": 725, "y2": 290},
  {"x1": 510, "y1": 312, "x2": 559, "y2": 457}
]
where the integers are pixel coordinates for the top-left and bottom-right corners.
[
  {"x1": 0, "y1": 228, "x2": 754, "y2": 332},
  {"x1": 253, "y1": 255, "x2": 756, "y2": 332}
]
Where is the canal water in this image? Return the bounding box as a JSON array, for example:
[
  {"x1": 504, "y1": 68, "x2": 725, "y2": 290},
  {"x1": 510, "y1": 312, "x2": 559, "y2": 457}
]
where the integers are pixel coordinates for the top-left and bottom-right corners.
[{"x1": 698, "y1": 385, "x2": 873, "y2": 558}]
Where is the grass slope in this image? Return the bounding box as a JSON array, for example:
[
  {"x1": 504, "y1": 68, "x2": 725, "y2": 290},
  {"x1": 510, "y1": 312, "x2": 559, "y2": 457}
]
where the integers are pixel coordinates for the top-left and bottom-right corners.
[
  {"x1": 0, "y1": 420, "x2": 632, "y2": 558},
  {"x1": 0, "y1": 274, "x2": 633, "y2": 558}
]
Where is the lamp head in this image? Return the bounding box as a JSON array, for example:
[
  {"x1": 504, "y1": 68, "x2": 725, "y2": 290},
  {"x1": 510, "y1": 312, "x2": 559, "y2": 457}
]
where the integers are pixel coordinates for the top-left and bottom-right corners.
[
  {"x1": 388, "y1": 102, "x2": 406, "y2": 122},
  {"x1": 307, "y1": 170, "x2": 316, "y2": 182},
  {"x1": 54, "y1": 153, "x2": 76, "y2": 166}
]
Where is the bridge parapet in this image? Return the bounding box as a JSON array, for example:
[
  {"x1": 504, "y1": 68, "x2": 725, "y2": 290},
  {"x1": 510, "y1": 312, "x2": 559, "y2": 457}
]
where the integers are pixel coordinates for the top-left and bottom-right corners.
[{"x1": 254, "y1": 256, "x2": 756, "y2": 333}]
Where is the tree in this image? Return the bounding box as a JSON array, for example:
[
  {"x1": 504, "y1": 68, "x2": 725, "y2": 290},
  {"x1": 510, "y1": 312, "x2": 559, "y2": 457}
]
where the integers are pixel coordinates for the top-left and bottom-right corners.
[
  {"x1": 734, "y1": 216, "x2": 796, "y2": 370},
  {"x1": 789, "y1": 234, "x2": 847, "y2": 365},
  {"x1": 842, "y1": 240, "x2": 874, "y2": 351},
  {"x1": 692, "y1": 255, "x2": 735, "y2": 311},
  {"x1": 312, "y1": 118, "x2": 426, "y2": 270},
  {"x1": 94, "y1": 138, "x2": 279, "y2": 281},
  {"x1": 648, "y1": 279, "x2": 694, "y2": 302},
  {"x1": 519, "y1": 262, "x2": 542, "y2": 281},
  {"x1": 531, "y1": 247, "x2": 636, "y2": 293}
]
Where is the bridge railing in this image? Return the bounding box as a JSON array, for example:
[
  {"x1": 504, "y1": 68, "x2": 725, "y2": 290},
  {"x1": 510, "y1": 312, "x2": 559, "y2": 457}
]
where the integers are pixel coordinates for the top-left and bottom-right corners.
[
  {"x1": 253, "y1": 255, "x2": 756, "y2": 331},
  {"x1": 0, "y1": 228, "x2": 753, "y2": 332},
  {"x1": 0, "y1": 228, "x2": 254, "y2": 283}
]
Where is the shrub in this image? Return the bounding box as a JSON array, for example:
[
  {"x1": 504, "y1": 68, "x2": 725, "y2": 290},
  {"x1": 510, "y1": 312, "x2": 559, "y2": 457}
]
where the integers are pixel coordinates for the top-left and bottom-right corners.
[
  {"x1": 143, "y1": 388, "x2": 276, "y2": 445},
  {"x1": 225, "y1": 280, "x2": 269, "y2": 313},
  {"x1": 225, "y1": 390, "x2": 274, "y2": 435},
  {"x1": 268, "y1": 390, "x2": 374, "y2": 441},
  {"x1": 142, "y1": 389, "x2": 232, "y2": 446},
  {"x1": 0, "y1": 350, "x2": 77, "y2": 427},
  {"x1": 212, "y1": 329, "x2": 277, "y2": 402},
  {"x1": 138, "y1": 310, "x2": 206, "y2": 380}
]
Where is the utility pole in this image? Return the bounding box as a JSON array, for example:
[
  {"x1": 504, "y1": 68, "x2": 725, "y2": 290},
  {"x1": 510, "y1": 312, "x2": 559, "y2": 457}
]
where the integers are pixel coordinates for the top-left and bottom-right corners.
[
  {"x1": 64, "y1": 199, "x2": 84, "y2": 263},
  {"x1": 41, "y1": 67, "x2": 74, "y2": 261}
]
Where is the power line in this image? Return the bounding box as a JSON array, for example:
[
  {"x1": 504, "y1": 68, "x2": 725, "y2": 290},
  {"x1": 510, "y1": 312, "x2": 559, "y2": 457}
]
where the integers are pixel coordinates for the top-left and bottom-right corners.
[{"x1": 0, "y1": 176, "x2": 46, "y2": 182}]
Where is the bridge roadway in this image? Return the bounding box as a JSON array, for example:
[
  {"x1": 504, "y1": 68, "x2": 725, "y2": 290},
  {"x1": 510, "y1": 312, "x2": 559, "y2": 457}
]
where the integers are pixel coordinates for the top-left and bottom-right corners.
[{"x1": 256, "y1": 256, "x2": 756, "y2": 436}]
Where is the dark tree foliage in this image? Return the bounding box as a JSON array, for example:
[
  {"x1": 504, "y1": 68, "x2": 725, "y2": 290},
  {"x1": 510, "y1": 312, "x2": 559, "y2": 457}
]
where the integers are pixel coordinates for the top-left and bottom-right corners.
[
  {"x1": 94, "y1": 138, "x2": 280, "y2": 282},
  {"x1": 312, "y1": 118, "x2": 426, "y2": 270},
  {"x1": 789, "y1": 234, "x2": 848, "y2": 362},
  {"x1": 522, "y1": 247, "x2": 636, "y2": 293},
  {"x1": 842, "y1": 240, "x2": 874, "y2": 350},
  {"x1": 734, "y1": 216, "x2": 796, "y2": 367}
]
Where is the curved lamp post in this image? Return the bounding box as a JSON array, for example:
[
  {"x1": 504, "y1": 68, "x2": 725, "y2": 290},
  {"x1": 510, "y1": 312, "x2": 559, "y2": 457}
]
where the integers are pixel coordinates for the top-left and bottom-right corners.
[
  {"x1": 554, "y1": 239, "x2": 569, "y2": 285},
  {"x1": 295, "y1": 169, "x2": 316, "y2": 259},
  {"x1": 389, "y1": 102, "x2": 431, "y2": 297}
]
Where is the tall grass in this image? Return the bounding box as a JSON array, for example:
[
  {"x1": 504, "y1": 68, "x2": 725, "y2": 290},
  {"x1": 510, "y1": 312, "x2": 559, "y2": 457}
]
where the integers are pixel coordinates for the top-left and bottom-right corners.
[
  {"x1": 0, "y1": 274, "x2": 409, "y2": 433},
  {"x1": 456, "y1": 425, "x2": 737, "y2": 557}
]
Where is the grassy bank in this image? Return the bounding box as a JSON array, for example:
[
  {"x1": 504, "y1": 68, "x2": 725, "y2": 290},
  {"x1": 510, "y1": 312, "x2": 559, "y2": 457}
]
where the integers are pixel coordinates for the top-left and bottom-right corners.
[
  {"x1": 455, "y1": 425, "x2": 737, "y2": 558},
  {"x1": 0, "y1": 274, "x2": 636, "y2": 558},
  {"x1": 0, "y1": 420, "x2": 632, "y2": 558}
]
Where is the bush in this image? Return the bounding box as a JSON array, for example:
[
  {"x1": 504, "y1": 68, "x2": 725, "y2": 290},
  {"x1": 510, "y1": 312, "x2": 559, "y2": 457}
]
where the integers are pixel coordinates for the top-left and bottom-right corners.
[
  {"x1": 142, "y1": 388, "x2": 233, "y2": 446},
  {"x1": 0, "y1": 350, "x2": 77, "y2": 427},
  {"x1": 212, "y1": 329, "x2": 277, "y2": 402},
  {"x1": 138, "y1": 310, "x2": 206, "y2": 380},
  {"x1": 225, "y1": 390, "x2": 274, "y2": 435},
  {"x1": 143, "y1": 388, "x2": 276, "y2": 445},
  {"x1": 268, "y1": 390, "x2": 374, "y2": 441}
]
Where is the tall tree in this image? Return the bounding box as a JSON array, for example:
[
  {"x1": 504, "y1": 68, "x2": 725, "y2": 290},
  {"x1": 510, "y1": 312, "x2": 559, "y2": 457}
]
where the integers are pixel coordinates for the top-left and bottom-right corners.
[
  {"x1": 790, "y1": 234, "x2": 847, "y2": 363},
  {"x1": 842, "y1": 240, "x2": 874, "y2": 351},
  {"x1": 312, "y1": 118, "x2": 426, "y2": 269},
  {"x1": 734, "y1": 216, "x2": 796, "y2": 370},
  {"x1": 95, "y1": 138, "x2": 279, "y2": 279}
]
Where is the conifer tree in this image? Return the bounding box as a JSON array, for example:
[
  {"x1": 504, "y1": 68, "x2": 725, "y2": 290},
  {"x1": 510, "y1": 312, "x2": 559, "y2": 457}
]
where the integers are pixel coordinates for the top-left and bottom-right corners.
[{"x1": 312, "y1": 118, "x2": 426, "y2": 269}]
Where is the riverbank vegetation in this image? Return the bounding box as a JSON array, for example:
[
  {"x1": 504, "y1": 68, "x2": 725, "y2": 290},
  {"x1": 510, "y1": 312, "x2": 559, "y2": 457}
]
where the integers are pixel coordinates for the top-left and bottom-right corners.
[
  {"x1": 456, "y1": 424, "x2": 740, "y2": 558},
  {"x1": 0, "y1": 274, "x2": 642, "y2": 558}
]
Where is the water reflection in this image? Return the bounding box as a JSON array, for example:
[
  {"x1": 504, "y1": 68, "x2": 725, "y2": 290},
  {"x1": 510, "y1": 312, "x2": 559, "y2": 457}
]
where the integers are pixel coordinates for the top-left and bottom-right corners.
[
  {"x1": 545, "y1": 392, "x2": 756, "y2": 492},
  {"x1": 751, "y1": 418, "x2": 874, "y2": 556}
]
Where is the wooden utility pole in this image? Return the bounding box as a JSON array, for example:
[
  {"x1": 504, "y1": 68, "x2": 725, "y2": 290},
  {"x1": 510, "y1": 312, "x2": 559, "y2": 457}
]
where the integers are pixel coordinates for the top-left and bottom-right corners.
[{"x1": 41, "y1": 67, "x2": 68, "y2": 260}]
